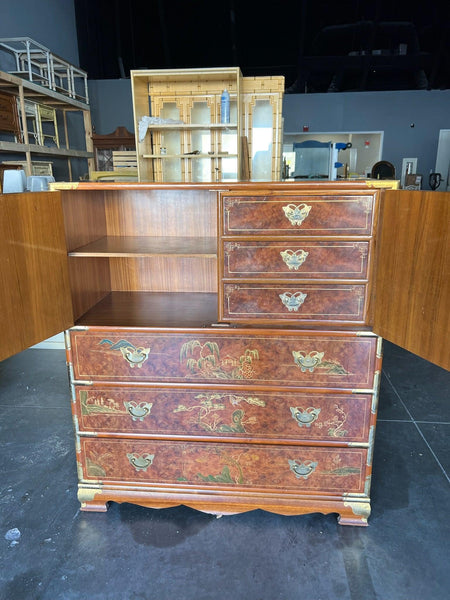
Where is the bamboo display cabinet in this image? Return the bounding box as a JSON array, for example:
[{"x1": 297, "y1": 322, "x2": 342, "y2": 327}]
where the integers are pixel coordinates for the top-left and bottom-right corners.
[{"x1": 131, "y1": 68, "x2": 284, "y2": 183}]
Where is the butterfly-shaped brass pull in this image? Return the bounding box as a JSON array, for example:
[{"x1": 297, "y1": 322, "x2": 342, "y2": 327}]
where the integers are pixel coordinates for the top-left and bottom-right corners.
[
  {"x1": 280, "y1": 248, "x2": 309, "y2": 270},
  {"x1": 279, "y1": 291, "x2": 307, "y2": 312},
  {"x1": 282, "y1": 203, "x2": 311, "y2": 226}
]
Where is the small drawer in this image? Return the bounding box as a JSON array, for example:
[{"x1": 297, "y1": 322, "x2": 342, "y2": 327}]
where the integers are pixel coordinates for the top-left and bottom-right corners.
[
  {"x1": 74, "y1": 386, "x2": 373, "y2": 444},
  {"x1": 222, "y1": 194, "x2": 375, "y2": 236},
  {"x1": 222, "y1": 283, "x2": 366, "y2": 323},
  {"x1": 222, "y1": 241, "x2": 369, "y2": 279},
  {"x1": 80, "y1": 438, "x2": 368, "y2": 495},
  {"x1": 70, "y1": 328, "x2": 378, "y2": 390}
]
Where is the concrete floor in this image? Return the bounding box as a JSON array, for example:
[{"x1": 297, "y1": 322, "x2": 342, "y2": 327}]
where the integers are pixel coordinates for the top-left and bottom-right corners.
[{"x1": 0, "y1": 341, "x2": 449, "y2": 600}]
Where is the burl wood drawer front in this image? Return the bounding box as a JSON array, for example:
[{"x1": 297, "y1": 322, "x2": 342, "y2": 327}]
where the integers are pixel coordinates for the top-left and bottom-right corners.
[
  {"x1": 70, "y1": 329, "x2": 377, "y2": 389},
  {"x1": 80, "y1": 438, "x2": 368, "y2": 494},
  {"x1": 222, "y1": 195, "x2": 374, "y2": 236},
  {"x1": 74, "y1": 386, "x2": 372, "y2": 443},
  {"x1": 222, "y1": 283, "x2": 366, "y2": 323},
  {"x1": 222, "y1": 241, "x2": 369, "y2": 279}
]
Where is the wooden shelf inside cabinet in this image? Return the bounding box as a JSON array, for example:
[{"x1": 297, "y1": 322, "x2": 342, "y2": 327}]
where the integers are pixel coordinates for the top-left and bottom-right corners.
[
  {"x1": 68, "y1": 236, "x2": 217, "y2": 257},
  {"x1": 75, "y1": 291, "x2": 218, "y2": 327}
]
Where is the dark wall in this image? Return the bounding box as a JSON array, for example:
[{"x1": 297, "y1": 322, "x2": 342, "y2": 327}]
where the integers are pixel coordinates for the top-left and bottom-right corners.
[
  {"x1": 0, "y1": 0, "x2": 86, "y2": 181},
  {"x1": 0, "y1": 0, "x2": 79, "y2": 67}
]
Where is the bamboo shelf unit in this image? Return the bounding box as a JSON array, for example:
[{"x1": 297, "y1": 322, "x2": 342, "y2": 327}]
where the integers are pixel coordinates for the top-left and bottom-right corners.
[{"x1": 131, "y1": 67, "x2": 284, "y2": 183}]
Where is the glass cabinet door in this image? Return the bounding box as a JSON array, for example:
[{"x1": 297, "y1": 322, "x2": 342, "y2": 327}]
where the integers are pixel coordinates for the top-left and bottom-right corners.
[
  {"x1": 190, "y1": 100, "x2": 212, "y2": 182},
  {"x1": 159, "y1": 101, "x2": 182, "y2": 182},
  {"x1": 220, "y1": 99, "x2": 238, "y2": 181},
  {"x1": 245, "y1": 97, "x2": 280, "y2": 180}
]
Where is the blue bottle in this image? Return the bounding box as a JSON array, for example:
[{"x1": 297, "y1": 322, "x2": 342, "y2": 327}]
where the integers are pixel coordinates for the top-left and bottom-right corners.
[{"x1": 221, "y1": 89, "x2": 230, "y2": 124}]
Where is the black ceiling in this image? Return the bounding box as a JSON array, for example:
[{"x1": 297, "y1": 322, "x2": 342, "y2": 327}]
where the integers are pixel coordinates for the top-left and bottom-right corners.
[{"x1": 74, "y1": 0, "x2": 450, "y2": 92}]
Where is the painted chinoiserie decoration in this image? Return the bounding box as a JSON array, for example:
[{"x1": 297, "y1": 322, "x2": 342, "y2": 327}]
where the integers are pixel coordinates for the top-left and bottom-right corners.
[
  {"x1": 5, "y1": 177, "x2": 445, "y2": 527},
  {"x1": 56, "y1": 179, "x2": 389, "y2": 528}
]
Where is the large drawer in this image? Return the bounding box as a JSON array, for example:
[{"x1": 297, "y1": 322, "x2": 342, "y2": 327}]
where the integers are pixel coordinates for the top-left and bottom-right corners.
[
  {"x1": 222, "y1": 195, "x2": 375, "y2": 236},
  {"x1": 222, "y1": 240, "x2": 370, "y2": 279},
  {"x1": 69, "y1": 328, "x2": 378, "y2": 389},
  {"x1": 74, "y1": 386, "x2": 373, "y2": 443},
  {"x1": 79, "y1": 438, "x2": 368, "y2": 494},
  {"x1": 221, "y1": 283, "x2": 366, "y2": 323}
]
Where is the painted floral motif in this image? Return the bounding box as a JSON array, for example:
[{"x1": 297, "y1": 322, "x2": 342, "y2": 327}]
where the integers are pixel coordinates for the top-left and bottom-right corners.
[
  {"x1": 322, "y1": 454, "x2": 360, "y2": 476},
  {"x1": 180, "y1": 340, "x2": 259, "y2": 379},
  {"x1": 174, "y1": 392, "x2": 265, "y2": 433},
  {"x1": 85, "y1": 450, "x2": 113, "y2": 478},
  {"x1": 309, "y1": 404, "x2": 349, "y2": 437},
  {"x1": 196, "y1": 452, "x2": 246, "y2": 485},
  {"x1": 325, "y1": 404, "x2": 349, "y2": 437}
]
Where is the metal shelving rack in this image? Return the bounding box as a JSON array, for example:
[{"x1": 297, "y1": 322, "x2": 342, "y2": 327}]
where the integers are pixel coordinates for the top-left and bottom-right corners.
[{"x1": 0, "y1": 37, "x2": 89, "y2": 104}]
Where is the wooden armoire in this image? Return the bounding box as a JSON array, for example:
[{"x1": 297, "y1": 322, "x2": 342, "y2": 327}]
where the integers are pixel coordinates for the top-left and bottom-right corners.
[{"x1": 1, "y1": 181, "x2": 448, "y2": 525}]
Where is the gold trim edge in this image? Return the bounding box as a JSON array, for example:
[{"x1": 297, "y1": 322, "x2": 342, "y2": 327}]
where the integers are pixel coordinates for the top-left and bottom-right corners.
[
  {"x1": 343, "y1": 501, "x2": 371, "y2": 519},
  {"x1": 78, "y1": 487, "x2": 103, "y2": 503}
]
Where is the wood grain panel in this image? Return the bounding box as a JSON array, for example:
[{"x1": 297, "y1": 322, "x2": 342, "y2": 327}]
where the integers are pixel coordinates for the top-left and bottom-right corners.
[
  {"x1": 74, "y1": 292, "x2": 218, "y2": 328},
  {"x1": 103, "y1": 189, "x2": 217, "y2": 237},
  {"x1": 0, "y1": 192, "x2": 73, "y2": 360},
  {"x1": 70, "y1": 328, "x2": 378, "y2": 389},
  {"x1": 80, "y1": 438, "x2": 367, "y2": 494},
  {"x1": 61, "y1": 190, "x2": 107, "y2": 252},
  {"x1": 109, "y1": 256, "x2": 217, "y2": 292},
  {"x1": 0, "y1": 195, "x2": 28, "y2": 359},
  {"x1": 222, "y1": 240, "x2": 369, "y2": 279},
  {"x1": 68, "y1": 257, "x2": 111, "y2": 321},
  {"x1": 74, "y1": 386, "x2": 372, "y2": 444},
  {"x1": 222, "y1": 283, "x2": 366, "y2": 324},
  {"x1": 222, "y1": 194, "x2": 375, "y2": 236},
  {"x1": 373, "y1": 190, "x2": 449, "y2": 370}
]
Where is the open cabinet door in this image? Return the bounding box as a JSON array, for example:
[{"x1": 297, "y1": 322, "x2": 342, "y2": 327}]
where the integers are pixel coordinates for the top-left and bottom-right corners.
[
  {"x1": 372, "y1": 189, "x2": 449, "y2": 370},
  {"x1": 0, "y1": 191, "x2": 74, "y2": 362}
]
